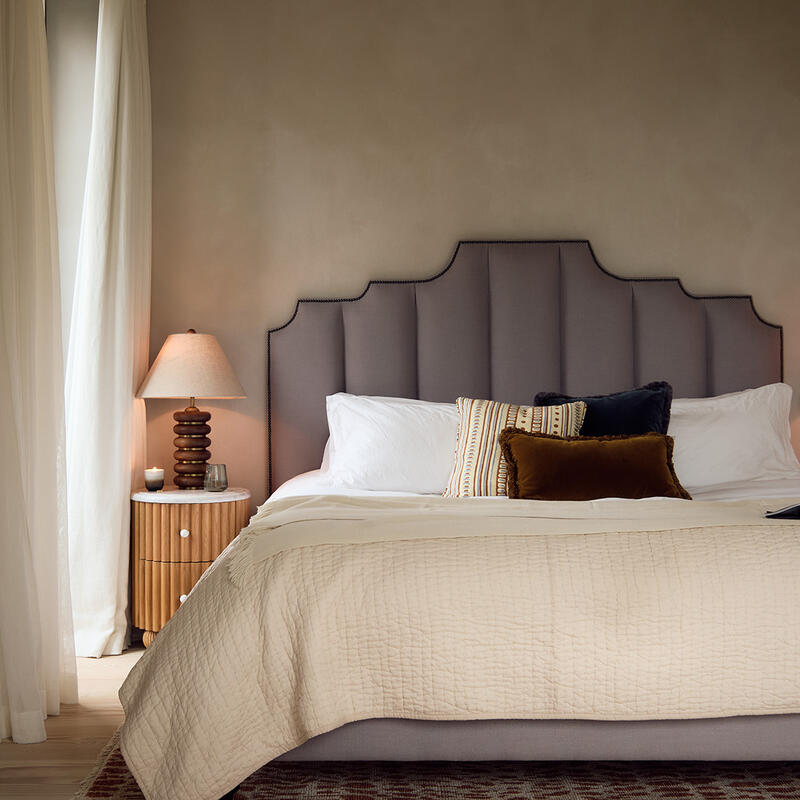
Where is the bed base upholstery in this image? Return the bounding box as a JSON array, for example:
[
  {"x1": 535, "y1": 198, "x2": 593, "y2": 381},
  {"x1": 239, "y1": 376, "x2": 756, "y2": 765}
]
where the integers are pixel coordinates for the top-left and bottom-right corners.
[
  {"x1": 279, "y1": 716, "x2": 800, "y2": 761},
  {"x1": 267, "y1": 239, "x2": 789, "y2": 761}
]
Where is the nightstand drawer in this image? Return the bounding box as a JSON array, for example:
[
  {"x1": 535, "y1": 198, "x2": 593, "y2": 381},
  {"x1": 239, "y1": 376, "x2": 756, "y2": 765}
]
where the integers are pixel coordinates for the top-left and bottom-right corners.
[
  {"x1": 132, "y1": 499, "x2": 250, "y2": 562},
  {"x1": 132, "y1": 560, "x2": 212, "y2": 633},
  {"x1": 130, "y1": 488, "x2": 251, "y2": 645}
]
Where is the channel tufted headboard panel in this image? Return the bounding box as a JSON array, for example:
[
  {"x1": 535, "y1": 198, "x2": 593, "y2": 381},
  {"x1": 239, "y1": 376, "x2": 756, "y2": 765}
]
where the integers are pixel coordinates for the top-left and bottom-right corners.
[{"x1": 267, "y1": 240, "x2": 782, "y2": 493}]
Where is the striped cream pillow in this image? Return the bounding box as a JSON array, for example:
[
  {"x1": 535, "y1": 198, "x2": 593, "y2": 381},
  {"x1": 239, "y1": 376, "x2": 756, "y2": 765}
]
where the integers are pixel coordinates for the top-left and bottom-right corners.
[{"x1": 443, "y1": 397, "x2": 587, "y2": 497}]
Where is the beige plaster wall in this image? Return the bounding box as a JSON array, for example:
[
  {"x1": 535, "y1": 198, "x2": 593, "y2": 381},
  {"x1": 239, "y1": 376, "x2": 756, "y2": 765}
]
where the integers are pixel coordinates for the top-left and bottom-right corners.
[{"x1": 146, "y1": 0, "x2": 800, "y2": 506}]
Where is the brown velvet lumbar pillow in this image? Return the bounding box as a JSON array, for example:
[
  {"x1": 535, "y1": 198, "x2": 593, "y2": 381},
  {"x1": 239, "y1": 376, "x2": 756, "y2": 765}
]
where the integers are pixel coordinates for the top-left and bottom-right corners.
[{"x1": 499, "y1": 429, "x2": 692, "y2": 501}]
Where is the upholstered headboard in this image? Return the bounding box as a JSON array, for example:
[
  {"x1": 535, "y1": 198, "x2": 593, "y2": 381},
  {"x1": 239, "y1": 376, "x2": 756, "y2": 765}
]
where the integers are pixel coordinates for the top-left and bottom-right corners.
[{"x1": 267, "y1": 240, "x2": 782, "y2": 493}]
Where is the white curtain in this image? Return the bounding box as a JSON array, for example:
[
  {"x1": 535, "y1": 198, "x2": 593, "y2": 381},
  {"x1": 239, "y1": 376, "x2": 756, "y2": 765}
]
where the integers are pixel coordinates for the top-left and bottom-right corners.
[
  {"x1": 66, "y1": 0, "x2": 151, "y2": 657},
  {"x1": 0, "y1": 0, "x2": 78, "y2": 743}
]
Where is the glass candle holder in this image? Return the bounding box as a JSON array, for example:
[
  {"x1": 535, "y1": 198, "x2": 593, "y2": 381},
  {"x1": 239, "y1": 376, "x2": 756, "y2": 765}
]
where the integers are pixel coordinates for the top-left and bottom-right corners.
[
  {"x1": 204, "y1": 463, "x2": 228, "y2": 492},
  {"x1": 144, "y1": 467, "x2": 164, "y2": 491}
]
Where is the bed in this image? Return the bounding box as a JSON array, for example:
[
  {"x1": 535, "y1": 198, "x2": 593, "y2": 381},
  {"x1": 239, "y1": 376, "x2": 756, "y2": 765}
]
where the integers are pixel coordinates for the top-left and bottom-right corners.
[{"x1": 119, "y1": 241, "x2": 800, "y2": 800}]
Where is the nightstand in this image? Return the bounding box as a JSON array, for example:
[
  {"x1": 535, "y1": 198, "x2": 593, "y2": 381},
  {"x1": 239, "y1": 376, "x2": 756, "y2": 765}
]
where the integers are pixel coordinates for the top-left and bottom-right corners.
[{"x1": 131, "y1": 487, "x2": 251, "y2": 646}]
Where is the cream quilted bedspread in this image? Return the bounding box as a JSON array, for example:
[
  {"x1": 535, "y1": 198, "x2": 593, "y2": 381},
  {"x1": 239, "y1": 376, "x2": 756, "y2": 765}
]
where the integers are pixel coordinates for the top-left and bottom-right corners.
[{"x1": 119, "y1": 495, "x2": 800, "y2": 800}]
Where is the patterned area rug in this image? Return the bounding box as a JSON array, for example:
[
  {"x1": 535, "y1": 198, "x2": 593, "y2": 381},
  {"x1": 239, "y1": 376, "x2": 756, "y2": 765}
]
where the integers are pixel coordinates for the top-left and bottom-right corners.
[{"x1": 76, "y1": 731, "x2": 800, "y2": 799}]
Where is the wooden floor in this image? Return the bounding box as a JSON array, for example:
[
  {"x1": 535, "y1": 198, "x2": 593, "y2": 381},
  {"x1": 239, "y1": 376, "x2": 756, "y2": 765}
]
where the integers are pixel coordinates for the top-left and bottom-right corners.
[{"x1": 0, "y1": 648, "x2": 144, "y2": 799}]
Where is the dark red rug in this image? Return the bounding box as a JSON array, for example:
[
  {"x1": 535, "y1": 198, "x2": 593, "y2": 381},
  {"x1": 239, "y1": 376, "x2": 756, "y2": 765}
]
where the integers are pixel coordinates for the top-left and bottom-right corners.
[{"x1": 75, "y1": 731, "x2": 800, "y2": 799}]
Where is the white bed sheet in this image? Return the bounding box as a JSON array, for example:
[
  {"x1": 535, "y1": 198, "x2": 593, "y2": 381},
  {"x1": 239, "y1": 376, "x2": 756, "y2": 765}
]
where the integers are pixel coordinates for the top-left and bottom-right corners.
[{"x1": 270, "y1": 468, "x2": 800, "y2": 504}]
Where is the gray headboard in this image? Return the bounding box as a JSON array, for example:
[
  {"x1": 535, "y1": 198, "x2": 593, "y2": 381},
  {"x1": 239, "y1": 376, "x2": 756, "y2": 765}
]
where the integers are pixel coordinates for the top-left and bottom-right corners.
[{"x1": 267, "y1": 240, "x2": 782, "y2": 493}]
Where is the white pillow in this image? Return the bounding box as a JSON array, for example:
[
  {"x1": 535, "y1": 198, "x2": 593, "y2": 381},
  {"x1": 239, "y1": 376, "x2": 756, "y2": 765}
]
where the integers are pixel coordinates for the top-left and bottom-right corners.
[
  {"x1": 324, "y1": 393, "x2": 459, "y2": 493},
  {"x1": 668, "y1": 383, "x2": 800, "y2": 491}
]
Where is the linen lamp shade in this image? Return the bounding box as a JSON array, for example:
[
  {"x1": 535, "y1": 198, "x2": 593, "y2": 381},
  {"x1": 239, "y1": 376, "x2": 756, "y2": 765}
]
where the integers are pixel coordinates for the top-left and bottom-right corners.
[
  {"x1": 138, "y1": 331, "x2": 245, "y2": 489},
  {"x1": 137, "y1": 332, "x2": 245, "y2": 400}
]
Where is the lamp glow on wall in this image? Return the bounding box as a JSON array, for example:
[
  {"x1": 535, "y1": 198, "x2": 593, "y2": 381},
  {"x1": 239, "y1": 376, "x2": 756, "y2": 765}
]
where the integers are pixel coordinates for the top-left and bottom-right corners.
[{"x1": 137, "y1": 330, "x2": 246, "y2": 489}]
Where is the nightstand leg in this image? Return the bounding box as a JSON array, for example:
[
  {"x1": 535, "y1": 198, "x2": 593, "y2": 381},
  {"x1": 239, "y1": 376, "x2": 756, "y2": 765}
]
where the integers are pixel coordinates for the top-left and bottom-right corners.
[{"x1": 143, "y1": 630, "x2": 157, "y2": 648}]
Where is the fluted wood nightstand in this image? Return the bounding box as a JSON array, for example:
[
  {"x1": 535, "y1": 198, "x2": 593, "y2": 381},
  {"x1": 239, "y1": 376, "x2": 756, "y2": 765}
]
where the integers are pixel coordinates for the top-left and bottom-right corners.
[{"x1": 131, "y1": 487, "x2": 251, "y2": 646}]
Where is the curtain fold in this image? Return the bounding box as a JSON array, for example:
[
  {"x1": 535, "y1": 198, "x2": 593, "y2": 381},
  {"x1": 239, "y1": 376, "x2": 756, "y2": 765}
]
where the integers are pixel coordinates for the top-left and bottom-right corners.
[
  {"x1": 0, "y1": 0, "x2": 78, "y2": 743},
  {"x1": 66, "y1": 0, "x2": 151, "y2": 657}
]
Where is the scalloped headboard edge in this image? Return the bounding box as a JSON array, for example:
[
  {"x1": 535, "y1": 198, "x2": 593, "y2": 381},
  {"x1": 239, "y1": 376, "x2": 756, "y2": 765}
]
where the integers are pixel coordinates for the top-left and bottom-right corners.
[{"x1": 266, "y1": 240, "x2": 782, "y2": 494}]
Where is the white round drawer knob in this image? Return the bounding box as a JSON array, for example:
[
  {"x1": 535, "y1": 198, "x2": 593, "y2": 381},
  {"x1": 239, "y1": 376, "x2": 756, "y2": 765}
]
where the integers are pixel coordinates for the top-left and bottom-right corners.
[
  {"x1": 179, "y1": 594, "x2": 188, "y2": 604},
  {"x1": 179, "y1": 528, "x2": 190, "y2": 538}
]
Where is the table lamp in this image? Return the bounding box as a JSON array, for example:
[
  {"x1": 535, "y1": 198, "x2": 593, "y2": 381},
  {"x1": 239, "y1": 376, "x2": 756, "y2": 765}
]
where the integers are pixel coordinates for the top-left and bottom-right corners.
[{"x1": 137, "y1": 330, "x2": 246, "y2": 489}]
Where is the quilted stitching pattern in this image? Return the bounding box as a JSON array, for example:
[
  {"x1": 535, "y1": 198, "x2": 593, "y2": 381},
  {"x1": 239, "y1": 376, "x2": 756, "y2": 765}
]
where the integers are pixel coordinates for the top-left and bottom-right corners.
[{"x1": 120, "y1": 522, "x2": 800, "y2": 800}]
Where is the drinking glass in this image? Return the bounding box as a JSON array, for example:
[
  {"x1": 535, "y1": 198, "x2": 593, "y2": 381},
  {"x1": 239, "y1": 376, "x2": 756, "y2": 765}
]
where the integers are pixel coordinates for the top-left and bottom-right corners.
[{"x1": 204, "y1": 463, "x2": 228, "y2": 491}]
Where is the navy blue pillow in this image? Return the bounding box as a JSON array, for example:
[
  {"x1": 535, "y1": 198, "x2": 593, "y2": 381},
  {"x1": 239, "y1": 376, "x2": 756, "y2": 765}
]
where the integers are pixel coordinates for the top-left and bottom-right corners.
[{"x1": 534, "y1": 382, "x2": 673, "y2": 437}]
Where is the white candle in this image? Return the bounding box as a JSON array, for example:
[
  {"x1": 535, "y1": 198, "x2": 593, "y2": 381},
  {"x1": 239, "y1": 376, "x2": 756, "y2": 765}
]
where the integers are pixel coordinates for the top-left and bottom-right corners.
[{"x1": 144, "y1": 467, "x2": 164, "y2": 491}]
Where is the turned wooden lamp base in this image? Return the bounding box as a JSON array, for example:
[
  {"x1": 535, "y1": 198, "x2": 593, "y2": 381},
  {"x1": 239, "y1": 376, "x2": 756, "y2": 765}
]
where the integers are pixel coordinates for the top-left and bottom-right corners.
[
  {"x1": 173, "y1": 401, "x2": 212, "y2": 489},
  {"x1": 138, "y1": 327, "x2": 245, "y2": 490}
]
